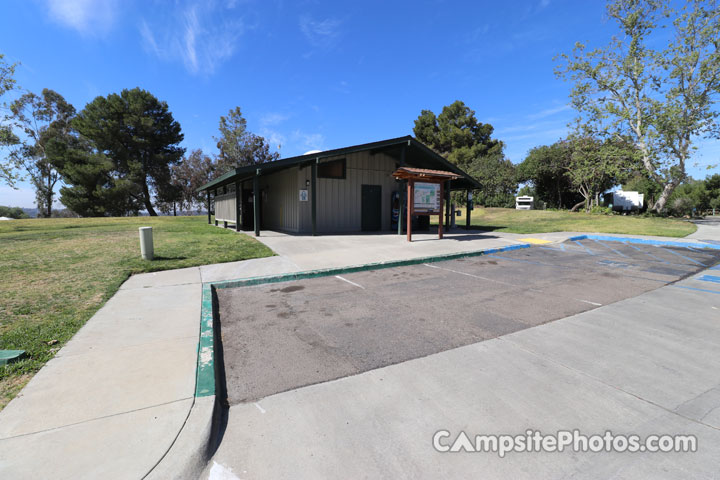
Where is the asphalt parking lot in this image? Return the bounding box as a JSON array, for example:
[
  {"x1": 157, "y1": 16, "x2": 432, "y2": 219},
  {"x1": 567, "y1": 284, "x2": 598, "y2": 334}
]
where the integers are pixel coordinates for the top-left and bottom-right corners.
[{"x1": 217, "y1": 238, "x2": 720, "y2": 405}]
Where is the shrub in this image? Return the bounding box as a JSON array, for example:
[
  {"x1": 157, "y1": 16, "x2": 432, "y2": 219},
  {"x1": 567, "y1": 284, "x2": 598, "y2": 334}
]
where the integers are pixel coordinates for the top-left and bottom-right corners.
[{"x1": 0, "y1": 206, "x2": 29, "y2": 219}]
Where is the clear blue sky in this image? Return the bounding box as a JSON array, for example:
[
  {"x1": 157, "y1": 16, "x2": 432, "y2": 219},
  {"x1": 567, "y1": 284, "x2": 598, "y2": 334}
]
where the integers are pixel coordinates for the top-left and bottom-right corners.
[{"x1": 1, "y1": 0, "x2": 718, "y2": 208}]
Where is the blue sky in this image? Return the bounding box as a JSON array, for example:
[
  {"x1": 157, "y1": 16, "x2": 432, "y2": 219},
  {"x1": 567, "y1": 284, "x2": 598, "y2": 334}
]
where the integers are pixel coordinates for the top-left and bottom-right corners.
[{"x1": 1, "y1": 0, "x2": 718, "y2": 208}]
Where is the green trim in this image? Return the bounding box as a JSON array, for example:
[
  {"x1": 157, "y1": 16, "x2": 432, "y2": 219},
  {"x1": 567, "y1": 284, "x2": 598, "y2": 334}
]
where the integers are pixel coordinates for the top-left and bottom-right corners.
[
  {"x1": 212, "y1": 244, "x2": 530, "y2": 290},
  {"x1": 193, "y1": 242, "x2": 530, "y2": 398},
  {"x1": 195, "y1": 283, "x2": 216, "y2": 397}
]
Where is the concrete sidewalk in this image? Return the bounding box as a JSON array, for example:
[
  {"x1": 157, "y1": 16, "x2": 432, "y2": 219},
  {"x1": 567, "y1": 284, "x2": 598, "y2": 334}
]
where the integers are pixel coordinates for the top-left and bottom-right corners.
[
  {"x1": 0, "y1": 256, "x2": 303, "y2": 480},
  {"x1": 1, "y1": 223, "x2": 717, "y2": 479}
]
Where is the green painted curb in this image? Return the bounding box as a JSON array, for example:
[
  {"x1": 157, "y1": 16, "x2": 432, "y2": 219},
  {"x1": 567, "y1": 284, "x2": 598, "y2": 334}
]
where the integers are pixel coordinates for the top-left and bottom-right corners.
[
  {"x1": 211, "y1": 243, "x2": 531, "y2": 291},
  {"x1": 195, "y1": 283, "x2": 216, "y2": 397},
  {"x1": 192, "y1": 242, "x2": 530, "y2": 399}
]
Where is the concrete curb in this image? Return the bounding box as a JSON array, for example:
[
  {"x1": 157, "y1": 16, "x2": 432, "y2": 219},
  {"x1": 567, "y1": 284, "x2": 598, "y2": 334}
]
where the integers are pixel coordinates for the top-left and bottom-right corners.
[
  {"x1": 144, "y1": 284, "x2": 223, "y2": 480},
  {"x1": 144, "y1": 395, "x2": 217, "y2": 480},
  {"x1": 211, "y1": 243, "x2": 532, "y2": 290},
  {"x1": 568, "y1": 234, "x2": 720, "y2": 249}
]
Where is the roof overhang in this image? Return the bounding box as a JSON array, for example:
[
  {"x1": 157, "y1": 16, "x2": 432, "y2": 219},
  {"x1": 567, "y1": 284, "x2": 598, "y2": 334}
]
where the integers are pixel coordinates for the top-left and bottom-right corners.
[{"x1": 197, "y1": 136, "x2": 481, "y2": 192}]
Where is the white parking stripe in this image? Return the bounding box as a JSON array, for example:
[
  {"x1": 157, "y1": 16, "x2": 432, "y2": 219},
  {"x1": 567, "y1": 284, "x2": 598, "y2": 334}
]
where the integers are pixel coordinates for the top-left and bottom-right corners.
[
  {"x1": 335, "y1": 275, "x2": 365, "y2": 289},
  {"x1": 423, "y1": 263, "x2": 517, "y2": 286}
]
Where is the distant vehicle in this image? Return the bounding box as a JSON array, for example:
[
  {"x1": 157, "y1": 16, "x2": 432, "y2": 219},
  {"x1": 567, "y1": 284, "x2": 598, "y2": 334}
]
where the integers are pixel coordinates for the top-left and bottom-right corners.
[
  {"x1": 515, "y1": 196, "x2": 534, "y2": 210},
  {"x1": 0, "y1": 216, "x2": 13, "y2": 221},
  {"x1": 606, "y1": 191, "x2": 644, "y2": 212}
]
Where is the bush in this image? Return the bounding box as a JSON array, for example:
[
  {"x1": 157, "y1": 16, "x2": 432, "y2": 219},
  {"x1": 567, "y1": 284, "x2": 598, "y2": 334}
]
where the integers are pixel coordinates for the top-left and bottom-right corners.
[
  {"x1": 668, "y1": 196, "x2": 694, "y2": 217},
  {"x1": 590, "y1": 205, "x2": 613, "y2": 215},
  {"x1": 0, "y1": 206, "x2": 29, "y2": 219}
]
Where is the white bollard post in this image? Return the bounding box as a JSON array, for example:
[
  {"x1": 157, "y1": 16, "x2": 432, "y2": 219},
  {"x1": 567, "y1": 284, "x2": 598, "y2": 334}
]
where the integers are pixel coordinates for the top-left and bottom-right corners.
[{"x1": 139, "y1": 227, "x2": 154, "y2": 260}]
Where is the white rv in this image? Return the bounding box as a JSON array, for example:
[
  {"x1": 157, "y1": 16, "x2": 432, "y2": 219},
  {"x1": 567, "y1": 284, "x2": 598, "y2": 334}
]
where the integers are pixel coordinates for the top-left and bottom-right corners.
[
  {"x1": 515, "y1": 196, "x2": 534, "y2": 210},
  {"x1": 610, "y1": 191, "x2": 644, "y2": 212}
]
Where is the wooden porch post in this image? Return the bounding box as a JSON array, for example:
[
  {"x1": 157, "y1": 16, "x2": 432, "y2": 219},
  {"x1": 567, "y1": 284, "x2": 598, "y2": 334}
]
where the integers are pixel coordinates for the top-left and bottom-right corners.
[
  {"x1": 444, "y1": 180, "x2": 451, "y2": 230},
  {"x1": 438, "y1": 181, "x2": 444, "y2": 239},
  {"x1": 398, "y1": 146, "x2": 406, "y2": 236},
  {"x1": 407, "y1": 180, "x2": 413, "y2": 242},
  {"x1": 214, "y1": 189, "x2": 218, "y2": 226},
  {"x1": 253, "y1": 173, "x2": 260, "y2": 237}
]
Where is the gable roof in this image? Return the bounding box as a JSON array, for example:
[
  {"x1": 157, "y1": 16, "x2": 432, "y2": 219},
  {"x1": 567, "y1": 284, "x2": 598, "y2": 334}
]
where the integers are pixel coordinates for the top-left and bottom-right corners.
[{"x1": 197, "y1": 136, "x2": 481, "y2": 192}]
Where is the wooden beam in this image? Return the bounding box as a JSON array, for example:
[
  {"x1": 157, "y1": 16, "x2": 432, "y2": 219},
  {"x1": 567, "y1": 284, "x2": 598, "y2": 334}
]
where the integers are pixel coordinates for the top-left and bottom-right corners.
[
  {"x1": 311, "y1": 162, "x2": 317, "y2": 236},
  {"x1": 407, "y1": 180, "x2": 413, "y2": 242},
  {"x1": 444, "y1": 180, "x2": 451, "y2": 230},
  {"x1": 438, "y1": 181, "x2": 444, "y2": 239},
  {"x1": 253, "y1": 174, "x2": 260, "y2": 237},
  {"x1": 398, "y1": 146, "x2": 406, "y2": 236}
]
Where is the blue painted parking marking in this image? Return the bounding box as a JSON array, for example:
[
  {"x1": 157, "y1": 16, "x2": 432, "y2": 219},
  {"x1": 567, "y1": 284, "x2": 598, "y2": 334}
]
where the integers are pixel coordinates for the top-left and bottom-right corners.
[
  {"x1": 672, "y1": 285, "x2": 720, "y2": 295},
  {"x1": 574, "y1": 240, "x2": 596, "y2": 256},
  {"x1": 593, "y1": 239, "x2": 629, "y2": 258},
  {"x1": 699, "y1": 275, "x2": 720, "y2": 284},
  {"x1": 568, "y1": 234, "x2": 720, "y2": 250},
  {"x1": 624, "y1": 242, "x2": 671, "y2": 264},
  {"x1": 659, "y1": 247, "x2": 706, "y2": 267}
]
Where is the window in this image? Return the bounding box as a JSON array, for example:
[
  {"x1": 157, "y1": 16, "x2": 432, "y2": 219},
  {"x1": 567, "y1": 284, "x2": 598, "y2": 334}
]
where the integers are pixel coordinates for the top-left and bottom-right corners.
[{"x1": 318, "y1": 158, "x2": 346, "y2": 179}]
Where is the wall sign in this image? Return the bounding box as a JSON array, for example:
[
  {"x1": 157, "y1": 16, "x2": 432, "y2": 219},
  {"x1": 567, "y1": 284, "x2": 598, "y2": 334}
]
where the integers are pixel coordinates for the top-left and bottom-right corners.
[
  {"x1": 299, "y1": 189, "x2": 309, "y2": 202},
  {"x1": 413, "y1": 182, "x2": 441, "y2": 213}
]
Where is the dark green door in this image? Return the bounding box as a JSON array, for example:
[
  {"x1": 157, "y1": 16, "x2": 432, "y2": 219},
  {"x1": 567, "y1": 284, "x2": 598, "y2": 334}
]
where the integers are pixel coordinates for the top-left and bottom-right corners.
[{"x1": 361, "y1": 185, "x2": 382, "y2": 231}]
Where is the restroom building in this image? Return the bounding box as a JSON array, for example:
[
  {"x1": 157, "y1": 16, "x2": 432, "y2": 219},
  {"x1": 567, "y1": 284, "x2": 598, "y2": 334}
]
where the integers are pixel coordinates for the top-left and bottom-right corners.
[{"x1": 197, "y1": 136, "x2": 480, "y2": 235}]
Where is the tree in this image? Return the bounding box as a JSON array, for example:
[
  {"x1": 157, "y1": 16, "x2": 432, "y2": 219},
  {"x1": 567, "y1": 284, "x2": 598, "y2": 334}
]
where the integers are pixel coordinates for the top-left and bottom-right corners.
[
  {"x1": 0, "y1": 53, "x2": 19, "y2": 184},
  {"x1": 556, "y1": 0, "x2": 720, "y2": 213},
  {"x1": 565, "y1": 136, "x2": 639, "y2": 212},
  {"x1": 0, "y1": 205, "x2": 29, "y2": 219},
  {"x1": 468, "y1": 152, "x2": 518, "y2": 207},
  {"x1": 413, "y1": 100, "x2": 507, "y2": 204},
  {"x1": 517, "y1": 143, "x2": 583, "y2": 209},
  {"x1": 623, "y1": 171, "x2": 663, "y2": 209},
  {"x1": 72, "y1": 88, "x2": 185, "y2": 215},
  {"x1": 706, "y1": 173, "x2": 720, "y2": 212},
  {"x1": 7, "y1": 89, "x2": 75, "y2": 217},
  {"x1": 47, "y1": 133, "x2": 142, "y2": 217},
  {"x1": 157, "y1": 149, "x2": 235, "y2": 214},
  {"x1": 215, "y1": 107, "x2": 279, "y2": 167}
]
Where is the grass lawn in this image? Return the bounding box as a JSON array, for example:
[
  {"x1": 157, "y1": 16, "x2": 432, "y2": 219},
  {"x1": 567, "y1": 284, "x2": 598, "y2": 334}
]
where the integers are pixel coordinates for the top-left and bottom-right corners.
[
  {"x1": 436, "y1": 207, "x2": 697, "y2": 237},
  {"x1": 0, "y1": 216, "x2": 273, "y2": 410}
]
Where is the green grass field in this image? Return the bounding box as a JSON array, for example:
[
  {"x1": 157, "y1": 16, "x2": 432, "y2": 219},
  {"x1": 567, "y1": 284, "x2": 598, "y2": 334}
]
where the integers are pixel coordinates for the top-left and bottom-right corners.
[
  {"x1": 0, "y1": 216, "x2": 273, "y2": 409},
  {"x1": 437, "y1": 207, "x2": 696, "y2": 237}
]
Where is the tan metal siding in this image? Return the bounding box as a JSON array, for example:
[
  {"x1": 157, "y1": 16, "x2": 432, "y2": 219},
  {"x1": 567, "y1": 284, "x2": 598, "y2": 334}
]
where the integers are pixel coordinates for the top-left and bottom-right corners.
[
  {"x1": 315, "y1": 151, "x2": 399, "y2": 232},
  {"x1": 214, "y1": 193, "x2": 236, "y2": 223},
  {"x1": 260, "y1": 167, "x2": 300, "y2": 232}
]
